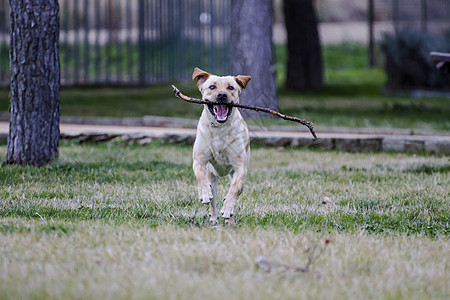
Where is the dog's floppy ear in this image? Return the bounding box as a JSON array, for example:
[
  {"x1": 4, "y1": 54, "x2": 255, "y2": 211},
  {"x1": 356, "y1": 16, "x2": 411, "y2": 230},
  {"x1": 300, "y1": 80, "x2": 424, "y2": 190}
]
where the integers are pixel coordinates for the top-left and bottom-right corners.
[
  {"x1": 234, "y1": 75, "x2": 252, "y2": 90},
  {"x1": 192, "y1": 67, "x2": 210, "y2": 90}
]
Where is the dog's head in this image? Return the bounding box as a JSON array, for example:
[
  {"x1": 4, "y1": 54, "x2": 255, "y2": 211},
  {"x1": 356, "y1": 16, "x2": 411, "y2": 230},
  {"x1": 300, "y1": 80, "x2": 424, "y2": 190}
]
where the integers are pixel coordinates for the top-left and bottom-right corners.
[{"x1": 192, "y1": 67, "x2": 251, "y2": 123}]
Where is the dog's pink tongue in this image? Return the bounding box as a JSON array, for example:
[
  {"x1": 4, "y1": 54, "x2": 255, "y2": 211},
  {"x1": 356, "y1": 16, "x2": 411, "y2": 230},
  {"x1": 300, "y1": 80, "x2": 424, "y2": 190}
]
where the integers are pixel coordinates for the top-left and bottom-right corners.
[{"x1": 214, "y1": 105, "x2": 228, "y2": 121}]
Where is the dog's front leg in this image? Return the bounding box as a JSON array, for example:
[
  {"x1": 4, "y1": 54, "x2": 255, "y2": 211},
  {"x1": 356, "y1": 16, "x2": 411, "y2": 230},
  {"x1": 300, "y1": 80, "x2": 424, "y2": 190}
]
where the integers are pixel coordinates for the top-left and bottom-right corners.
[
  {"x1": 221, "y1": 163, "x2": 247, "y2": 221},
  {"x1": 207, "y1": 165, "x2": 219, "y2": 224},
  {"x1": 193, "y1": 159, "x2": 213, "y2": 205}
]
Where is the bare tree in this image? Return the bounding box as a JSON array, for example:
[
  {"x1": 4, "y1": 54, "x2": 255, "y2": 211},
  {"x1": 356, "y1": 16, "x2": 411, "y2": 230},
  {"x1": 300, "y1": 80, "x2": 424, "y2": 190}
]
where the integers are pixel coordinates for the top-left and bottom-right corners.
[
  {"x1": 284, "y1": 0, "x2": 323, "y2": 91},
  {"x1": 230, "y1": 0, "x2": 278, "y2": 117},
  {"x1": 7, "y1": 0, "x2": 60, "y2": 166}
]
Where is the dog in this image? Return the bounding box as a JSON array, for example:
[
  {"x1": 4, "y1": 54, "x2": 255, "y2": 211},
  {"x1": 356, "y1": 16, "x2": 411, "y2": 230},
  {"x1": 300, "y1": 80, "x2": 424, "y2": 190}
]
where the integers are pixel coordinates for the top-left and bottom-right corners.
[{"x1": 191, "y1": 67, "x2": 251, "y2": 223}]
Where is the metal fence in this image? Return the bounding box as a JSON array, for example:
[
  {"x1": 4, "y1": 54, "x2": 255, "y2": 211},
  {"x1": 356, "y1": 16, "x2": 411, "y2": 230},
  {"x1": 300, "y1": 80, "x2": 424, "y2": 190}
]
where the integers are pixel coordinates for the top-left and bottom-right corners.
[
  {"x1": 0, "y1": 0, "x2": 231, "y2": 86},
  {"x1": 0, "y1": 1, "x2": 8, "y2": 85},
  {"x1": 0, "y1": 0, "x2": 448, "y2": 86}
]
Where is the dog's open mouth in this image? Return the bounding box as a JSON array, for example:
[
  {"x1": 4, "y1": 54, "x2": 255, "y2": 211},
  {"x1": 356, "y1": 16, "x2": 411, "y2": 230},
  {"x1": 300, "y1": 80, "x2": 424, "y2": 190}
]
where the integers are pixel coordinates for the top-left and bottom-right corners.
[{"x1": 208, "y1": 104, "x2": 232, "y2": 123}]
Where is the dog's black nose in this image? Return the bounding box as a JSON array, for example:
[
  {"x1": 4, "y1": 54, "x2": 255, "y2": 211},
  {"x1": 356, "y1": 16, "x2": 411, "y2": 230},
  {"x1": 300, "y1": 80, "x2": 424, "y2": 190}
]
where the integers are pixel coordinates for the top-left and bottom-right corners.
[{"x1": 217, "y1": 92, "x2": 228, "y2": 103}]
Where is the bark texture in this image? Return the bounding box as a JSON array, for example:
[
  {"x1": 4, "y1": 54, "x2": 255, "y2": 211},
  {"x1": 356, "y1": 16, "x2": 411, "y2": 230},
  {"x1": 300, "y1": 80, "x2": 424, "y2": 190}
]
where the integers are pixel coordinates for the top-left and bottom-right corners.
[
  {"x1": 7, "y1": 0, "x2": 60, "y2": 166},
  {"x1": 284, "y1": 0, "x2": 323, "y2": 91},
  {"x1": 230, "y1": 0, "x2": 278, "y2": 118}
]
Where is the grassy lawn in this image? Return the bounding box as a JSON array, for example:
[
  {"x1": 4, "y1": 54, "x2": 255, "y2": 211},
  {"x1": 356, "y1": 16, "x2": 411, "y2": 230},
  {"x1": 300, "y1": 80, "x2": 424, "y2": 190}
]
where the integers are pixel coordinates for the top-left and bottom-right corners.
[
  {"x1": 0, "y1": 43, "x2": 449, "y2": 299},
  {"x1": 1, "y1": 43, "x2": 449, "y2": 130},
  {"x1": 1, "y1": 142, "x2": 449, "y2": 299}
]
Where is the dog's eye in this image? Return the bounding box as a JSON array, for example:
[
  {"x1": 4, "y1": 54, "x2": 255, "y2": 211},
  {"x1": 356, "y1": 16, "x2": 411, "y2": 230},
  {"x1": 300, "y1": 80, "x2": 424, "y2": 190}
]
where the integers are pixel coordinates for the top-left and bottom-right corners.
[
  {"x1": 227, "y1": 86, "x2": 234, "y2": 90},
  {"x1": 209, "y1": 85, "x2": 216, "y2": 90}
]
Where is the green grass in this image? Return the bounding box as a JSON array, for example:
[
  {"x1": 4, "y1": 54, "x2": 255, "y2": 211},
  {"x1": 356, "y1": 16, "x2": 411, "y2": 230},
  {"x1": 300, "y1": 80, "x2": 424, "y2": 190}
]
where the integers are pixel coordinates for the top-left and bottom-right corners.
[
  {"x1": 0, "y1": 142, "x2": 449, "y2": 299},
  {"x1": 0, "y1": 142, "x2": 448, "y2": 236}
]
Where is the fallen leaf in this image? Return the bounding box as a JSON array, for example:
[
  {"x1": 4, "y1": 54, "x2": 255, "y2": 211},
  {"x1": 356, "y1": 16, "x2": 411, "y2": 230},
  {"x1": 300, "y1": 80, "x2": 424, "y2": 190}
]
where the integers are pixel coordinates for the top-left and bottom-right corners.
[{"x1": 322, "y1": 196, "x2": 335, "y2": 205}]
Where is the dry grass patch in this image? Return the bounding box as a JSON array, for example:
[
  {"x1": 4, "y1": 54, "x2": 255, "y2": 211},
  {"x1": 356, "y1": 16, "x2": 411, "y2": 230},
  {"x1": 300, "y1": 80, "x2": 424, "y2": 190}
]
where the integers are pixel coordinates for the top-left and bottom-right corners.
[{"x1": 0, "y1": 220, "x2": 448, "y2": 299}]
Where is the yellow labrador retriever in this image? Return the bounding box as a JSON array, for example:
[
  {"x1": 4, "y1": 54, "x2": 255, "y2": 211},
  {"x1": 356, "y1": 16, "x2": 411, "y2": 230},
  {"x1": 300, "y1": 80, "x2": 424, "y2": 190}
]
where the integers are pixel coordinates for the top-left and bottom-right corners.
[{"x1": 191, "y1": 67, "x2": 251, "y2": 223}]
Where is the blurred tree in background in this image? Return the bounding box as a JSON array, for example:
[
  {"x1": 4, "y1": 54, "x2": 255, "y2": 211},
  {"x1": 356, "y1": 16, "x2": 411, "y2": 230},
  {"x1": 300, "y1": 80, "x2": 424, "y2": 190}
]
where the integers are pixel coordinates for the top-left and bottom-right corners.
[
  {"x1": 230, "y1": 0, "x2": 278, "y2": 116},
  {"x1": 284, "y1": 0, "x2": 323, "y2": 91}
]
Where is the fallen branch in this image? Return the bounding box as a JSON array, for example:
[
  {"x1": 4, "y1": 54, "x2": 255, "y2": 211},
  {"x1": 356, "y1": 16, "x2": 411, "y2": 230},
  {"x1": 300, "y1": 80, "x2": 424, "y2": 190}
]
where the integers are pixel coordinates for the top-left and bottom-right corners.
[
  {"x1": 172, "y1": 85, "x2": 317, "y2": 139},
  {"x1": 255, "y1": 237, "x2": 331, "y2": 274}
]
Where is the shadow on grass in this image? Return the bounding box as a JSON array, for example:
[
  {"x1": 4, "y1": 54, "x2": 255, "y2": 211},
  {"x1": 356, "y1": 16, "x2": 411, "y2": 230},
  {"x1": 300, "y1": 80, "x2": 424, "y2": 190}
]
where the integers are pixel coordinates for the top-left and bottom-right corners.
[
  {"x1": 1, "y1": 205, "x2": 448, "y2": 238},
  {"x1": 0, "y1": 160, "x2": 193, "y2": 185},
  {"x1": 1, "y1": 192, "x2": 448, "y2": 238}
]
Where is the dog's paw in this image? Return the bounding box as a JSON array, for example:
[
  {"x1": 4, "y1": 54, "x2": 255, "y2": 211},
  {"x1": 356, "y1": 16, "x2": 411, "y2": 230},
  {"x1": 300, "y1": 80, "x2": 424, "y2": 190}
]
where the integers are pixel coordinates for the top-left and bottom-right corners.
[
  {"x1": 209, "y1": 214, "x2": 218, "y2": 225},
  {"x1": 220, "y1": 198, "x2": 235, "y2": 219},
  {"x1": 224, "y1": 215, "x2": 234, "y2": 225},
  {"x1": 199, "y1": 194, "x2": 213, "y2": 205}
]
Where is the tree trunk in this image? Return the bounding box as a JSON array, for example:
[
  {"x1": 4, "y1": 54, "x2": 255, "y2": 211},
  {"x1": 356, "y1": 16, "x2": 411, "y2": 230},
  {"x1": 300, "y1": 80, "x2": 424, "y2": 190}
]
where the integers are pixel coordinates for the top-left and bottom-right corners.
[
  {"x1": 7, "y1": 0, "x2": 60, "y2": 166},
  {"x1": 284, "y1": 0, "x2": 323, "y2": 91},
  {"x1": 230, "y1": 0, "x2": 278, "y2": 118}
]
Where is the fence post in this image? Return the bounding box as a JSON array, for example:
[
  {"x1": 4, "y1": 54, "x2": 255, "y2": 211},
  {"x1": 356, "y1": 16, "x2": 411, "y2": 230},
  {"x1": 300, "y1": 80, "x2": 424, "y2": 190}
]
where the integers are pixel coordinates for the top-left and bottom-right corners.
[
  {"x1": 421, "y1": 0, "x2": 427, "y2": 33},
  {"x1": 0, "y1": 3, "x2": 8, "y2": 83},
  {"x1": 125, "y1": 0, "x2": 132, "y2": 82},
  {"x1": 74, "y1": 0, "x2": 80, "y2": 83},
  {"x1": 138, "y1": 0, "x2": 146, "y2": 84},
  {"x1": 393, "y1": 0, "x2": 399, "y2": 34},
  {"x1": 209, "y1": 0, "x2": 215, "y2": 73},
  {"x1": 368, "y1": 0, "x2": 375, "y2": 68},
  {"x1": 94, "y1": 0, "x2": 101, "y2": 83},
  {"x1": 84, "y1": 0, "x2": 90, "y2": 83},
  {"x1": 62, "y1": 0, "x2": 70, "y2": 84}
]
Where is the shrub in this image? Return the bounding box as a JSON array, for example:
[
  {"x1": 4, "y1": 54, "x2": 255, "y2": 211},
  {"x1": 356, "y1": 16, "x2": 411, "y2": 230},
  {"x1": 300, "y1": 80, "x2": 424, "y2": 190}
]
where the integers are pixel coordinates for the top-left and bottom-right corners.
[{"x1": 381, "y1": 29, "x2": 450, "y2": 90}]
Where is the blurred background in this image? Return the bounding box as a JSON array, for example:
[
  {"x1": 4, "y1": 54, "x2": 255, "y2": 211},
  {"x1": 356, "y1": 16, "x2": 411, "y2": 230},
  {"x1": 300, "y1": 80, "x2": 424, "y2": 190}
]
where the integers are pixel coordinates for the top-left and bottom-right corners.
[{"x1": 0, "y1": 0, "x2": 448, "y2": 130}]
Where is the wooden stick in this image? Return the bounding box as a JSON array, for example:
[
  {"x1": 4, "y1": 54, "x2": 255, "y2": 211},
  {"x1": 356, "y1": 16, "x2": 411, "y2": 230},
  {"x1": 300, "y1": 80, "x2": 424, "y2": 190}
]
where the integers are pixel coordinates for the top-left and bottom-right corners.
[{"x1": 172, "y1": 85, "x2": 317, "y2": 139}]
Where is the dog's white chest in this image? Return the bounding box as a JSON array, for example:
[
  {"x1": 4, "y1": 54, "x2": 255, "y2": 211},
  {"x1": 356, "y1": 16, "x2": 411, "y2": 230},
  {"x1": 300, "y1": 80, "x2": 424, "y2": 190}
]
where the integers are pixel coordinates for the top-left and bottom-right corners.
[{"x1": 208, "y1": 128, "x2": 233, "y2": 174}]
